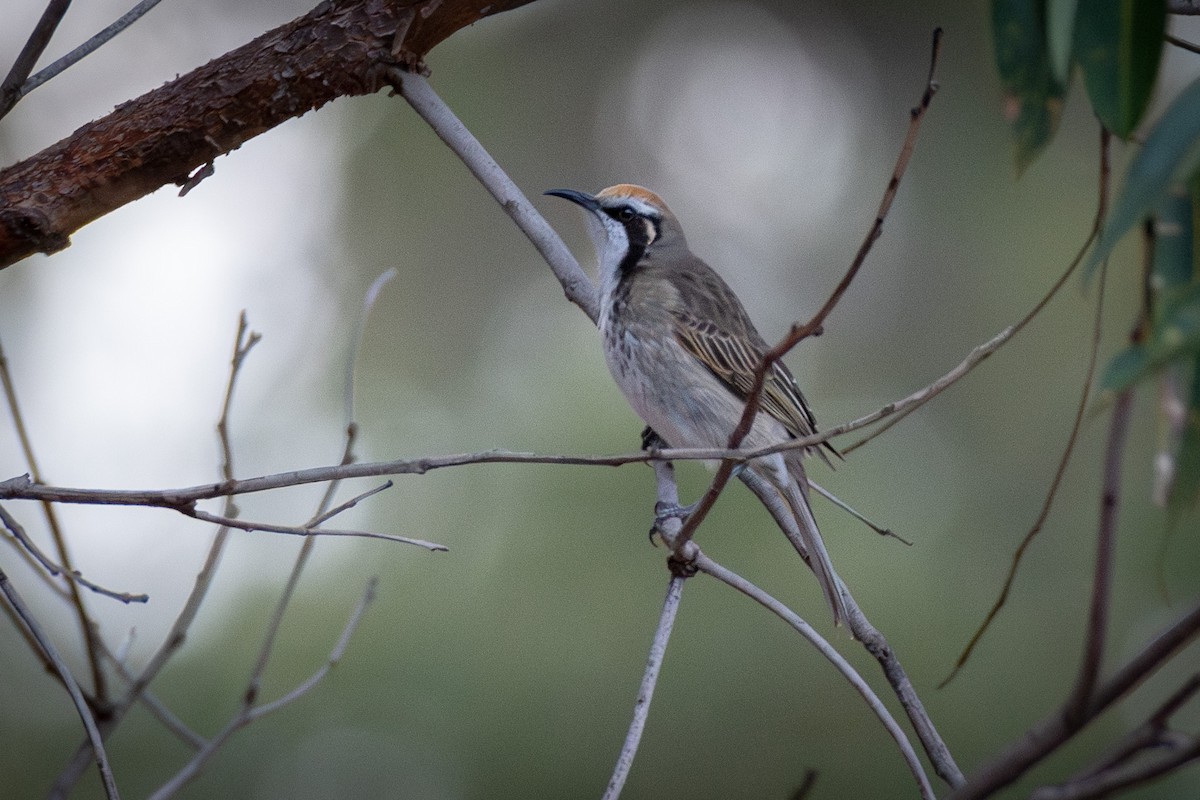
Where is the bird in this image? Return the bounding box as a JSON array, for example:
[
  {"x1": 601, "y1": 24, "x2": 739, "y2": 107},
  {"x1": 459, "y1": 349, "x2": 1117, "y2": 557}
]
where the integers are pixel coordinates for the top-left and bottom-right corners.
[{"x1": 546, "y1": 184, "x2": 849, "y2": 626}]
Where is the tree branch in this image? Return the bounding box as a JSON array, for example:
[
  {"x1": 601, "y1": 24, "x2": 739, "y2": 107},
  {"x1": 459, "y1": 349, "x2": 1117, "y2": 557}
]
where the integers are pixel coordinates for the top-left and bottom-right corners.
[
  {"x1": 947, "y1": 599, "x2": 1200, "y2": 799},
  {"x1": 0, "y1": 0, "x2": 537, "y2": 269},
  {"x1": 0, "y1": 566, "x2": 120, "y2": 799}
]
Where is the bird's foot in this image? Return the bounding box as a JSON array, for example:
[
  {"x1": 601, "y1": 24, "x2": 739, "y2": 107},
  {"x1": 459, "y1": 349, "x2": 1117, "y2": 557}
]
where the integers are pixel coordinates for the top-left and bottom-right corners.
[{"x1": 648, "y1": 501, "x2": 697, "y2": 545}]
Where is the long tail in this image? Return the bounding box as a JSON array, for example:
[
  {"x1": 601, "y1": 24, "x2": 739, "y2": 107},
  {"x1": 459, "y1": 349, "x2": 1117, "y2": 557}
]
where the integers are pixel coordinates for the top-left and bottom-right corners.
[{"x1": 778, "y1": 478, "x2": 850, "y2": 627}]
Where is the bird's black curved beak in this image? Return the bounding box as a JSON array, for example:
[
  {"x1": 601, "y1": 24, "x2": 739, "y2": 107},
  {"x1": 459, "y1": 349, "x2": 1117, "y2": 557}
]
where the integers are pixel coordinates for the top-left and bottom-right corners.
[{"x1": 544, "y1": 188, "x2": 600, "y2": 212}]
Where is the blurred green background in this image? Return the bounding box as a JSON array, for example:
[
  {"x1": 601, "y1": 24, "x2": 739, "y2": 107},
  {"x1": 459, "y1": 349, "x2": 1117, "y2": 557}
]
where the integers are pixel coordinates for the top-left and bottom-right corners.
[{"x1": 1, "y1": 0, "x2": 1198, "y2": 797}]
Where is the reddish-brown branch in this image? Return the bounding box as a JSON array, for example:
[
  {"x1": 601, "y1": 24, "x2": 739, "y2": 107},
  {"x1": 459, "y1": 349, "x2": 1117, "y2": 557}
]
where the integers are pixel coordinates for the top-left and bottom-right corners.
[{"x1": 0, "y1": 0, "x2": 536, "y2": 269}]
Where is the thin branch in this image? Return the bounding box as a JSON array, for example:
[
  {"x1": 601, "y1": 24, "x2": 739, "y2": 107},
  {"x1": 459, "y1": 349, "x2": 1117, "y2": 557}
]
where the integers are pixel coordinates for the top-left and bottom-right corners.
[
  {"x1": 344, "y1": 269, "x2": 397, "y2": 425},
  {"x1": 602, "y1": 574, "x2": 686, "y2": 800},
  {"x1": 0, "y1": 566, "x2": 120, "y2": 800},
  {"x1": 245, "y1": 268, "x2": 394, "y2": 723},
  {"x1": 1030, "y1": 675, "x2": 1200, "y2": 800},
  {"x1": 807, "y1": 480, "x2": 910, "y2": 545},
  {"x1": 147, "y1": 578, "x2": 378, "y2": 800},
  {"x1": 1065, "y1": 207, "x2": 1149, "y2": 722},
  {"x1": 1080, "y1": 674, "x2": 1200, "y2": 779},
  {"x1": 1031, "y1": 737, "x2": 1200, "y2": 800},
  {"x1": 310, "y1": 480, "x2": 393, "y2": 527},
  {"x1": 1165, "y1": 33, "x2": 1200, "y2": 54},
  {"x1": 51, "y1": 314, "x2": 259, "y2": 798},
  {"x1": 0, "y1": 334, "x2": 109, "y2": 702},
  {"x1": 17, "y1": 0, "x2": 169, "y2": 100},
  {"x1": 737, "y1": 467, "x2": 964, "y2": 787},
  {"x1": 184, "y1": 505, "x2": 445, "y2": 550},
  {"x1": 1065, "y1": 384, "x2": 1135, "y2": 718},
  {"x1": 947, "y1": 599, "x2": 1200, "y2": 799},
  {"x1": 0, "y1": 504, "x2": 148, "y2": 603},
  {"x1": 693, "y1": 550, "x2": 937, "y2": 800},
  {"x1": 392, "y1": 68, "x2": 599, "y2": 321},
  {"x1": 0, "y1": 0, "x2": 72, "y2": 119},
  {"x1": 0, "y1": 327, "x2": 1032, "y2": 508},
  {"x1": 941, "y1": 130, "x2": 1112, "y2": 684}
]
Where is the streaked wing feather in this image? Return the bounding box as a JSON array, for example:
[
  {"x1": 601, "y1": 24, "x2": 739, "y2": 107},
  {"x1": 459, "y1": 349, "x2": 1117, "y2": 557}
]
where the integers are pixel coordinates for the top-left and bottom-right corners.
[{"x1": 672, "y1": 310, "x2": 818, "y2": 439}]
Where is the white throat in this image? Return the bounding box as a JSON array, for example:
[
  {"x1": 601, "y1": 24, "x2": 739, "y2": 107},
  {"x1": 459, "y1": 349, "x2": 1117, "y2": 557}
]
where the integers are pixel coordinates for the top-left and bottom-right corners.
[{"x1": 582, "y1": 212, "x2": 632, "y2": 301}]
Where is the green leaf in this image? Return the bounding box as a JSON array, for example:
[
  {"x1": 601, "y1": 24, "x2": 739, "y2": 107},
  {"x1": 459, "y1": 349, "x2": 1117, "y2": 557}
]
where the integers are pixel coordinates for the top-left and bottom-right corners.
[
  {"x1": 1100, "y1": 343, "x2": 1151, "y2": 393},
  {"x1": 1085, "y1": 76, "x2": 1200, "y2": 281},
  {"x1": 1047, "y1": 0, "x2": 1079, "y2": 84},
  {"x1": 1074, "y1": 0, "x2": 1166, "y2": 138},
  {"x1": 1100, "y1": 283, "x2": 1200, "y2": 393},
  {"x1": 993, "y1": 0, "x2": 1066, "y2": 171}
]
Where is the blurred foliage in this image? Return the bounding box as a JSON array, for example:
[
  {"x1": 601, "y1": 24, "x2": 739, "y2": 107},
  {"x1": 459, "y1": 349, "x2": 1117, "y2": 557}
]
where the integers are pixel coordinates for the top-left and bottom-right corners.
[{"x1": 996, "y1": 0, "x2": 1200, "y2": 512}]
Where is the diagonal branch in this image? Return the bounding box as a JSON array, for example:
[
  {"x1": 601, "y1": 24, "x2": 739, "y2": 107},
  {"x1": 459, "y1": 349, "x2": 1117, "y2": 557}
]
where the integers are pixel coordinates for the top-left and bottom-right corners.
[
  {"x1": 0, "y1": 0, "x2": 537, "y2": 269},
  {"x1": 0, "y1": 566, "x2": 120, "y2": 800},
  {"x1": 947, "y1": 599, "x2": 1200, "y2": 799},
  {"x1": 0, "y1": 0, "x2": 72, "y2": 119}
]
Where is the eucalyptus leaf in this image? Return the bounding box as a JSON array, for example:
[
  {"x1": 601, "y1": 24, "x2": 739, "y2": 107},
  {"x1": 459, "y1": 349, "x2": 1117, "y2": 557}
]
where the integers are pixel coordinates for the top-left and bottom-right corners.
[
  {"x1": 1074, "y1": 0, "x2": 1166, "y2": 138},
  {"x1": 1086, "y1": 76, "x2": 1200, "y2": 282},
  {"x1": 993, "y1": 0, "x2": 1065, "y2": 171},
  {"x1": 1100, "y1": 343, "x2": 1151, "y2": 393}
]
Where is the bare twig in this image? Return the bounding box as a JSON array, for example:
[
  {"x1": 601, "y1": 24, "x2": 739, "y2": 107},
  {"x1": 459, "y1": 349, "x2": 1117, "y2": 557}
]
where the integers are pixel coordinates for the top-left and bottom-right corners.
[
  {"x1": 184, "y1": 504, "x2": 445, "y2": 550},
  {"x1": 0, "y1": 0, "x2": 72, "y2": 119},
  {"x1": 694, "y1": 550, "x2": 937, "y2": 800},
  {"x1": 1065, "y1": 381, "x2": 1135, "y2": 720},
  {"x1": 0, "y1": 334, "x2": 109, "y2": 702},
  {"x1": 1031, "y1": 676, "x2": 1200, "y2": 800},
  {"x1": 602, "y1": 574, "x2": 686, "y2": 800},
  {"x1": 1032, "y1": 736, "x2": 1200, "y2": 800},
  {"x1": 17, "y1": 0, "x2": 169, "y2": 100},
  {"x1": 947, "y1": 599, "x2": 1200, "y2": 799},
  {"x1": 392, "y1": 68, "x2": 599, "y2": 322},
  {"x1": 737, "y1": 467, "x2": 964, "y2": 787},
  {"x1": 1165, "y1": 32, "x2": 1200, "y2": 54},
  {"x1": 147, "y1": 577, "x2": 378, "y2": 800},
  {"x1": 807, "y1": 480, "x2": 910, "y2": 545},
  {"x1": 941, "y1": 130, "x2": 1113, "y2": 685},
  {"x1": 0, "y1": 504, "x2": 147, "y2": 603},
  {"x1": 51, "y1": 314, "x2": 260, "y2": 798},
  {"x1": 0, "y1": 566, "x2": 120, "y2": 800},
  {"x1": 345, "y1": 269, "x2": 397, "y2": 424},
  {"x1": 0, "y1": 327, "x2": 1038, "y2": 510}
]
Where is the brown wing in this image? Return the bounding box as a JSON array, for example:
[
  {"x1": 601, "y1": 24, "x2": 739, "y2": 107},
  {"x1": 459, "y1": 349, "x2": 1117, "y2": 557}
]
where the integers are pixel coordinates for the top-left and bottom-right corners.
[{"x1": 671, "y1": 309, "x2": 823, "y2": 442}]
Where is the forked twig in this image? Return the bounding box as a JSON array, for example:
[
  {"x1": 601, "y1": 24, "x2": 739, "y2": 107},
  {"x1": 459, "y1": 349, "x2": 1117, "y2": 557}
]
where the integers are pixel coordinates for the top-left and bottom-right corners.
[
  {"x1": 0, "y1": 0, "x2": 71, "y2": 119},
  {"x1": 1, "y1": 333, "x2": 110, "y2": 702},
  {"x1": 50, "y1": 313, "x2": 261, "y2": 798},
  {"x1": 0, "y1": 504, "x2": 148, "y2": 603},
  {"x1": 0, "y1": 566, "x2": 119, "y2": 800},
  {"x1": 17, "y1": 0, "x2": 170, "y2": 100},
  {"x1": 947, "y1": 599, "x2": 1200, "y2": 799},
  {"x1": 147, "y1": 577, "x2": 378, "y2": 800}
]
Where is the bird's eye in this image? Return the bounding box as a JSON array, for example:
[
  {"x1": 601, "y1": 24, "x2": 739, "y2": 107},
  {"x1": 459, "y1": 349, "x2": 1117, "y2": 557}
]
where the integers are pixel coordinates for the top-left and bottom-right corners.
[{"x1": 617, "y1": 206, "x2": 636, "y2": 222}]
